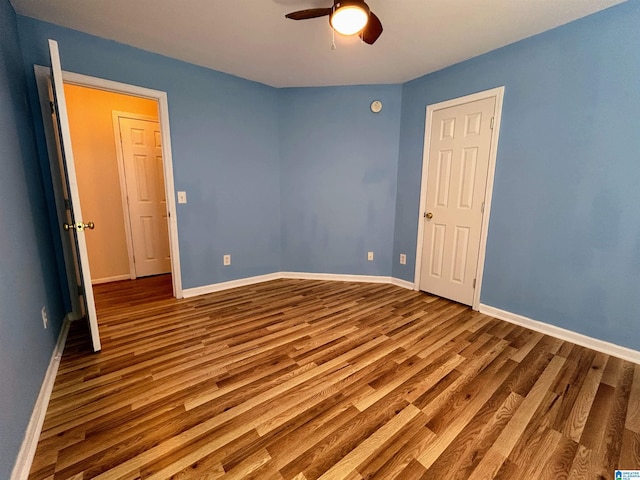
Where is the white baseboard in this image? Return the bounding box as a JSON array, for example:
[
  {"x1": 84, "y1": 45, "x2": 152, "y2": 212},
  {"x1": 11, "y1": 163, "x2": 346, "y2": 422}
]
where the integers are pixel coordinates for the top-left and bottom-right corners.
[
  {"x1": 182, "y1": 273, "x2": 282, "y2": 298},
  {"x1": 280, "y1": 272, "x2": 414, "y2": 291},
  {"x1": 280, "y1": 272, "x2": 392, "y2": 284},
  {"x1": 479, "y1": 304, "x2": 640, "y2": 365},
  {"x1": 183, "y1": 272, "x2": 415, "y2": 298},
  {"x1": 11, "y1": 314, "x2": 71, "y2": 480},
  {"x1": 390, "y1": 277, "x2": 416, "y2": 290},
  {"x1": 91, "y1": 274, "x2": 131, "y2": 285}
]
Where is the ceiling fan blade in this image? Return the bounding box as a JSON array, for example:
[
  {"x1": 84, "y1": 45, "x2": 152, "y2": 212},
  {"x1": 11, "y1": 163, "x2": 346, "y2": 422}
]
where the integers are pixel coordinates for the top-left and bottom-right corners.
[
  {"x1": 285, "y1": 8, "x2": 332, "y2": 20},
  {"x1": 359, "y1": 11, "x2": 383, "y2": 44}
]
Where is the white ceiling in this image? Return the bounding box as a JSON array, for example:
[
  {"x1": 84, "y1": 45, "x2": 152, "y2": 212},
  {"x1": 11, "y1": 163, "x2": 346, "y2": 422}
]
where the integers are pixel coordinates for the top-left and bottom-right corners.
[{"x1": 11, "y1": 0, "x2": 627, "y2": 88}]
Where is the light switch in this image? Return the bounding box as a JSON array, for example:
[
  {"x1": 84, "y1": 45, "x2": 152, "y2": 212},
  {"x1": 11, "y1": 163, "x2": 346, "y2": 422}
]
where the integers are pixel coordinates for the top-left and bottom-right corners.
[{"x1": 177, "y1": 191, "x2": 187, "y2": 204}]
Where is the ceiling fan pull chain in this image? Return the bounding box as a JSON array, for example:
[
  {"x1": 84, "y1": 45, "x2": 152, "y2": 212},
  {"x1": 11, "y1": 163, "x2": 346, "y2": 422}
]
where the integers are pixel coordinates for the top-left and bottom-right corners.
[{"x1": 331, "y1": 26, "x2": 336, "y2": 50}]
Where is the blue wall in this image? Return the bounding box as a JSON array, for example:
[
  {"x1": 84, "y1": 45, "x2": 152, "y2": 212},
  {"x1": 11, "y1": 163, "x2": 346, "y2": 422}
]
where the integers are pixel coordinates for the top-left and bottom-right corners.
[
  {"x1": 279, "y1": 85, "x2": 402, "y2": 275},
  {"x1": 17, "y1": 16, "x2": 282, "y2": 289},
  {"x1": 15, "y1": 16, "x2": 406, "y2": 285},
  {"x1": 0, "y1": 0, "x2": 65, "y2": 476},
  {"x1": 394, "y1": 1, "x2": 640, "y2": 349}
]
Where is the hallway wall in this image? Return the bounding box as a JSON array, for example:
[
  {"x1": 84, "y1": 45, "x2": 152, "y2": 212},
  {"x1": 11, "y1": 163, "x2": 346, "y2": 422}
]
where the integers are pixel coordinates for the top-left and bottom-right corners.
[{"x1": 65, "y1": 84, "x2": 158, "y2": 282}]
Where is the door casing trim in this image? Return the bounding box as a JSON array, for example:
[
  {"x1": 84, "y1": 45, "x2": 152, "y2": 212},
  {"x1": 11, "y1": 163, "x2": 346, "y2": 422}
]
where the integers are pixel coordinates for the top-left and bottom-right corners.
[
  {"x1": 414, "y1": 86, "x2": 505, "y2": 310},
  {"x1": 34, "y1": 65, "x2": 183, "y2": 299}
]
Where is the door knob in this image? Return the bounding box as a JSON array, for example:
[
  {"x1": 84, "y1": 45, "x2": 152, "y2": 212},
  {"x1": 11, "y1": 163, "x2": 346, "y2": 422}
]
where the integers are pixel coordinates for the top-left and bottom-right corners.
[
  {"x1": 425, "y1": 212, "x2": 433, "y2": 219},
  {"x1": 63, "y1": 222, "x2": 95, "y2": 232}
]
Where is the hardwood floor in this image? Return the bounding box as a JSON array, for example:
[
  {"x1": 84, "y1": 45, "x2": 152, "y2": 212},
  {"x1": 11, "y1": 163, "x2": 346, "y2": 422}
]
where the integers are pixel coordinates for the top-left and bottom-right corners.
[{"x1": 28, "y1": 276, "x2": 640, "y2": 479}]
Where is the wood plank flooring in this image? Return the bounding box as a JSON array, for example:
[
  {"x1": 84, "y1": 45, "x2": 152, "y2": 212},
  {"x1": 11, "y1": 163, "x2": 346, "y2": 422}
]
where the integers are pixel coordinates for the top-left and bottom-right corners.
[{"x1": 28, "y1": 275, "x2": 640, "y2": 479}]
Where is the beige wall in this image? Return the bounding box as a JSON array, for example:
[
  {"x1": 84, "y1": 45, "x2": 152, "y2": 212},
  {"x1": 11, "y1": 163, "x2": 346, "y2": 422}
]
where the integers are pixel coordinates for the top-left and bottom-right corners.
[{"x1": 64, "y1": 84, "x2": 159, "y2": 283}]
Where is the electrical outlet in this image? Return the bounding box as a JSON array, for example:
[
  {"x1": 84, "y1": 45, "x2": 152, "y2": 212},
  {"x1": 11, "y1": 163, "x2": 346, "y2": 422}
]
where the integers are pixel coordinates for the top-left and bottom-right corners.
[
  {"x1": 177, "y1": 191, "x2": 187, "y2": 204},
  {"x1": 223, "y1": 254, "x2": 231, "y2": 266},
  {"x1": 400, "y1": 254, "x2": 407, "y2": 265},
  {"x1": 41, "y1": 306, "x2": 48, "y2": 329},
  {"x1": 367, "y1": 251, "x2": 374, "y2": 261}
]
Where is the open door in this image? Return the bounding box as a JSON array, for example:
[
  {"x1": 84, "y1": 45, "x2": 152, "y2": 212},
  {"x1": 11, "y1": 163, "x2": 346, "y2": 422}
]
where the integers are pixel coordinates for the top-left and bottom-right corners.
[{"x1": 48, "y1": 39, "x2": 102, "y2": 352}]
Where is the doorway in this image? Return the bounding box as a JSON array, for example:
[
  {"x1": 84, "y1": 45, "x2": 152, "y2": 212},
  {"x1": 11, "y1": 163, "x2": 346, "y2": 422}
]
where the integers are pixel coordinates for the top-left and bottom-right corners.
[
  {"x1": 414, "y1": 87, "x2": 504, "y2": 309},
  {"x1": 34, "y1": 65, "x2": 183, "y2": 331},
  {"x1": 63, "y1": 85, "x2": 172, "y2": 284}
]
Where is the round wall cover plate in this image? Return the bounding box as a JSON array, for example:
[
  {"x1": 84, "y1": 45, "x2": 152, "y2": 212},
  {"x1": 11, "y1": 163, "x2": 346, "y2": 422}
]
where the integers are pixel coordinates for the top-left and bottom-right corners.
[{"x1": 370, "y1": 100, "x2": 383, "y2": 113}]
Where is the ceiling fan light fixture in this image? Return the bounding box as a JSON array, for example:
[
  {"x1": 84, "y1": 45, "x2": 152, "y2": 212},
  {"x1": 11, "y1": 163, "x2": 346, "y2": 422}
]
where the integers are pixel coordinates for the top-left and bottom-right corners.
[{"x1": 330, "y1": 2, "x2": 369, "y2": 35}]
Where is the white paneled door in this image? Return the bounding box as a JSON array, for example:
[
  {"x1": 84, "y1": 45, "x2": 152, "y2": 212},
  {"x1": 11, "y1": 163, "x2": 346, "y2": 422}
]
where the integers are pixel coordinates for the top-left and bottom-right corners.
[
  {"x1": 419, "y1": 96, "x2": 496, "y2": 306},
  {"x1": 118, "y1": 117, "x2": 171, "y2": 277},
  {"x1": 48, "y1": 39, "x2": 101, "y2": 351}
]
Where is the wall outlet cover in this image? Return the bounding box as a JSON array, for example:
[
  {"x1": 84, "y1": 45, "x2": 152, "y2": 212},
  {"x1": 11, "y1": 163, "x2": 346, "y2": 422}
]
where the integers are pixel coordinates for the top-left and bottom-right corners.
[{"x1": 367, "y1": 251, "x2": 374, "y2": 261}]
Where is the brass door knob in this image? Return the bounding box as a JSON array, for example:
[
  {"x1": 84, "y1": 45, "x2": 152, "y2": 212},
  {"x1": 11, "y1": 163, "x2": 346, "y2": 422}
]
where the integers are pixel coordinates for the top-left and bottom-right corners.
[
  {"x1": 63, "y1": 222, "x2": 95, "y2": 232},
  {"x1": 425, "y1": 212, "x2": 433, "y2": 219}
]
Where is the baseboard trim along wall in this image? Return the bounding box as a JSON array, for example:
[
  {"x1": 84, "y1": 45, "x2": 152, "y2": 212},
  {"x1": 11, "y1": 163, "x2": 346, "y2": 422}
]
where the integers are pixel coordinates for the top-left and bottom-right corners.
[
  {"x1": 479, "y1": 304, "x2": 640, "y2": 364},
  {"x1": 279, "y1": 272, "x2": 404, "y2": 285},
  {"x1": 390, "y1": 277, "x2": 416, "y2": 290},
  {"x1": 92, "y1": 274, "x2": 131, "y2": 285},
  {"x1": 182, "y1": 272, "x2": 417, "y2": 298},
  {"x1": 182, "y1": 273, "x2": 283, "y2": 298},
  {"x1": 11, "y1": 315, "x2": 71, "y2": 480}
]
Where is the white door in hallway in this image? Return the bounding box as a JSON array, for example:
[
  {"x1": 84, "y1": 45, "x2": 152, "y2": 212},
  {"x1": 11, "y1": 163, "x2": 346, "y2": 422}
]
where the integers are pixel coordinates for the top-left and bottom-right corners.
[
  {"x1": 419, "y1": 96, "x2": 496, "y2": 306},
  {"x1": 118, "y1": 117, "x2": 171, "y2": 277},
  {"x1": 48, "y1": 39, "x2": 101, "y2": 351}
]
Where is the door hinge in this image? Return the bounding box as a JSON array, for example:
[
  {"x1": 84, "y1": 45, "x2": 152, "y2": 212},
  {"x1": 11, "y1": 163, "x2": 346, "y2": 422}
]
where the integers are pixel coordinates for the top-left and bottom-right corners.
[
  {"x1": 473, "y1": 279, "x2": 477, "y2": 289},
  {"x1": 481, "y1": 201, "x2": 485, "y2": 214},
  {"x1": 50, "y1": 101, "x2": 55, "y2": 115},
  {"x1": 490, "y1": 117, "x2": 494, "y2": 130},
  {"x1": 64, "y1": 198, "x2": 71, "y2": 210},
  {"x1": 77, "y1": 284, "x2": 84, "y2": 296}
]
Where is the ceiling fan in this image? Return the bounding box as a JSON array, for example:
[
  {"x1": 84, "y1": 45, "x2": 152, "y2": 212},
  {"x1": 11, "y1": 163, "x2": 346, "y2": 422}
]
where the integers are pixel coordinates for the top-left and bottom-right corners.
[{"x1": 285, "y1": 0, "x2": 383, "y2": 45}]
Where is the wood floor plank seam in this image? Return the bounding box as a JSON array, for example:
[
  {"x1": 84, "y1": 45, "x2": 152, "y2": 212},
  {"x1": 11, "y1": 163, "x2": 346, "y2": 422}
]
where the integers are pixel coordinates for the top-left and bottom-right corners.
[{"x1": 27, "y1": 275, "x2": 640, "y2": 480}]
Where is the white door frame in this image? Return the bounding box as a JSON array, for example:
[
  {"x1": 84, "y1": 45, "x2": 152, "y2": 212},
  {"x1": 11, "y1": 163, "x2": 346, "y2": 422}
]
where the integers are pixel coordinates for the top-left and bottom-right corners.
[
  {"x1": 112, "y1": 111, "x2": 165, "y2": 280},
  {"x1": 34, "y1": 65, "x2": 183, "y2": 299},
  {"x1": 414, "y1": 86, "x2": 504, "y2": 310}
]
